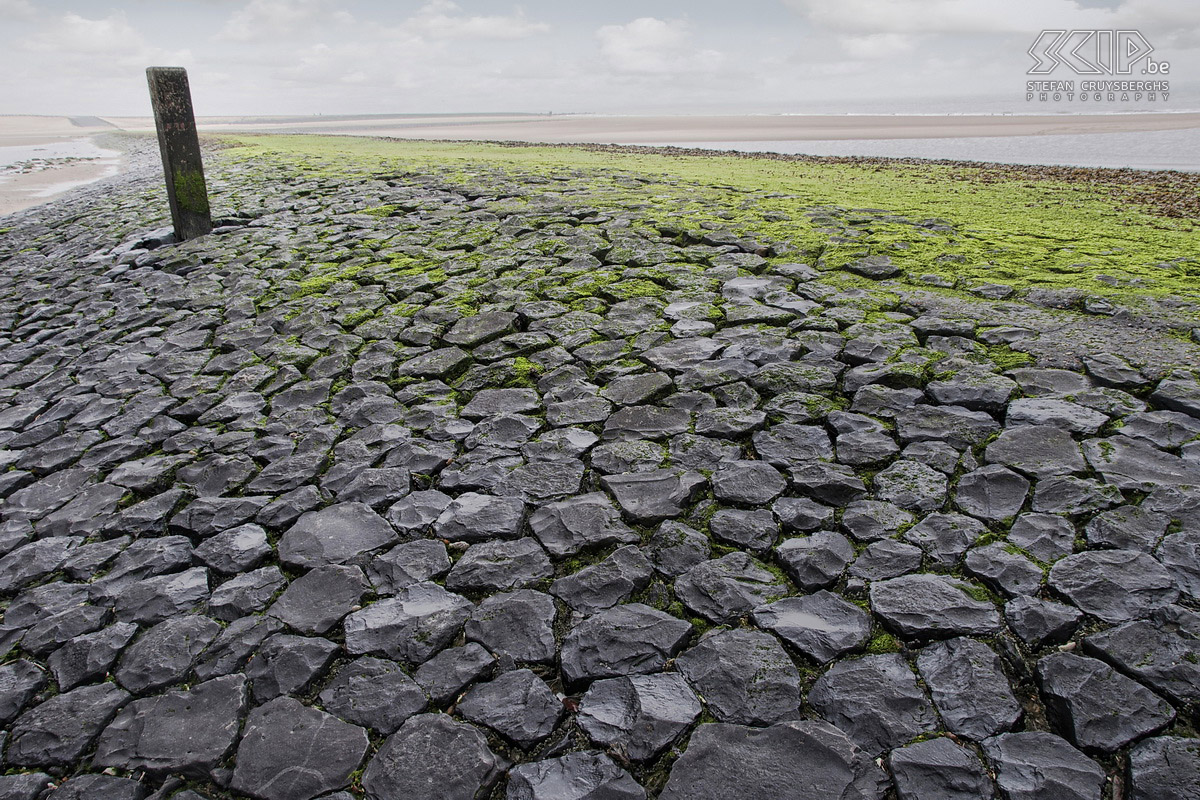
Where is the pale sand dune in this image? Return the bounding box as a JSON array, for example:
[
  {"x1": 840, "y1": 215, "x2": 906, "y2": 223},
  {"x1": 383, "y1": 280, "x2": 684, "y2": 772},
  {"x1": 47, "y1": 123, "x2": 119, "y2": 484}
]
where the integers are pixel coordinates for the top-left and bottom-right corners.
[{"x1": 104, "y1": 111, "x2": 1200, "y2": 143}]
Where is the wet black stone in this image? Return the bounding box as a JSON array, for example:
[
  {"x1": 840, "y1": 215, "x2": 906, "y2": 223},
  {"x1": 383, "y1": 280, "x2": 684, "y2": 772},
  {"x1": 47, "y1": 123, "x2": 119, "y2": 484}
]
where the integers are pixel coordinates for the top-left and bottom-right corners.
[
  {"x1": 601, "y1": 470, "x2": 707, "y2": 524},
  {"x1": 1005, "y1": 596, "x2": 1083, "y2": 649},
  {"x1": 44, "y1": 775, "x2": 148, "y2": 800},
  {"x1": 849, "y1": 539, "x2": 923, "y2": 581},
  {"x1": 385, "y1": 489, "x2": 453, "y2": 537},
  {"x1": 278, "y1": 502, "x2": 397, "y2": 570},
  {"x1": 413, "y1": 642, "x2": 496, "y2": 706},
  {"x1": 0, "y1": 773, "x2": 51, "y2": 800},
  {"x1": 871, "y1": 573, "x2": 1001, "y2": 639},
  {"x1": 361, "y1": 714, "x2": 505, "y2": 800},
  {"x1": 208, "y1": 566, "x2": 287, "y2": 620},
  {"x1": 113, "y1": 567, "x2": 210, "y2": 625},
  {"x1": 47, "y1": 621, "x2": 137, "y2": 692},
  {"x1": 1037, "y1": 652, "x2": 1174, "y2": 752},
  {"x1": 1083, "y1": 436, "x2": 1200, "y2": 491},
  {"x1": 1008, "y1": 513, "x2": 1076, "y2": 563},
  {"x1": 986, "y1": 425, "x2": 1086, "y2": 477},
  {"x1": 245, "y1": 633, "x2": 339, "y2": 702},
  {"x1": 896, "y1": 404, "x2": 999, "y2": 449},
  {"x1": 318, "y1": 656, "x2": 428, "y2": 734},
  {"x1": 464, "y1": 589, "x2": 557, "y2": 663},
  {"x1": 675, "y1": 628, "x2": 802, "y2": 726},
  {"x1": 982, "y1": 731, "x2": 1104, "y2": 800},
  {"x1": 1084, "y1": 616, "x2": 1200, "y2": 705},
  {"x1": 751, "y1": 423, "x2": 834, "y2": 468},
  {"x1": 457, "y1": 668, "x2": 562, "y2": 748},
  {"x1": 873, "y1": 460, "x2": 948, "y2": 514},
  {"x1": 955, "y1": 465, "x2": 1030, "y2": 521},
  {"x1": 551, "y1": 545, "x2": 653, "y2": 614},
  {"x1": 5, "y1": 682, "x2": 130, "y2": 767},
  {"x1": 366, "y1": 539, "x2": 451, "y2": 595},
  {"x1": 709, "y1": 509, "x2": 780, "y2": 553},
  {"x1": 445, "y1": 538, "x2": 553, "y2": 592},
  {"x1": 115, "y1": 614, "x2": 221, "y2": 694},
  {"x1": 775, "y1": 530, "x2": 853, "y2": 590},
  {"x1": 1008, "y1": 398, "x2": 1107, "y2": 435},
  {"x1": 659, "y1": 720, "x2": 887, "y2": 800},
  {"x1": 788, "y1": 461, "x2": 867, "y2": 505},
  {"x1": 193, "y1": 616, "x2": 286, "y2": 682},
  {"x1": 432, "y1": 492, "x2": 525, "y2": 543},
  {"x1": 578, "y1": 673, "x2": 701, "y2": 762},
  {"x1": 965, "y1": 543, "x2": 1044, "y2": 597},
  {"x1": 917, "y1": 637, "x2": 1021, "y2": 741},
  {"x1": 528, "y1": 492, "x2": 639, "y2": 557},
  {"x1": 0, "y1": 660, "x2": 46, "y2": 728},
  {"x1": 1049, "y1": 550, "x2": 1179, "y2": 624},
  {"x1": 710, "y1": 461, "x2": 786, "y2": 505},
  {"x1": 0, "y1": 536, "x2": 83, "y2": 592},
  {"x1": 808, "y1": 653, "x2": 938, "y2": 756},
  {"x1": 646, "y1": 521, "x2": 710, "y2": 578},
  {"x1": 560, "y1": 603, "x2": 692, "y2": 685},
  {"x1": 1129, "y1": 736, "x2": 1200, "y2": 800},
  {"x1": 1086, "y1": 505, "x2": 1168, "y2": 552},
  {"x1": 675, "y1": 552, "x2": 788, "y2": 624},
  {"x1": 753, "y1": 591, "x2": 871, "y2": 663},
  {"x1": 841, "y1": 500, "x2": 915, "y2": 543},
  {"x1": 268, "y1": 564, "x2": 369, "y2": 635},
  {"x1": 889, "y1": 737, "x2": 996, "y2": 800},
  {"x1": 230, "y1": 696, "x2": 369, "y2": 800},
  {"x1": 343, "y1": 582, "x2": 472, "y2": 665},
  {"x1": 508, "y1": 751, "x2": 645, "y2": 799},
  {"x1": 94, "y1": 674, "x2": 247, "y2": 778}
]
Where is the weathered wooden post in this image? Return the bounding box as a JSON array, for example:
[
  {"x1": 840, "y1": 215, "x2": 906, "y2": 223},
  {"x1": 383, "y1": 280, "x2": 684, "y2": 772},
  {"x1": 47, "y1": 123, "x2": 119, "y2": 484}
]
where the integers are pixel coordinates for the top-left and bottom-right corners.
[{"x1": 146, "y1": 67, "x2": 212, "y2": 240}]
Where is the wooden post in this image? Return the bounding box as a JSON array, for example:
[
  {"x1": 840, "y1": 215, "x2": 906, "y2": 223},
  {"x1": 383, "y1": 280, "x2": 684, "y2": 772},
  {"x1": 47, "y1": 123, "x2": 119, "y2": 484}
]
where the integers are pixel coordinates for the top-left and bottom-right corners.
[{"x1": 146, "y1": 67, "x2": 212, "y2": 240}]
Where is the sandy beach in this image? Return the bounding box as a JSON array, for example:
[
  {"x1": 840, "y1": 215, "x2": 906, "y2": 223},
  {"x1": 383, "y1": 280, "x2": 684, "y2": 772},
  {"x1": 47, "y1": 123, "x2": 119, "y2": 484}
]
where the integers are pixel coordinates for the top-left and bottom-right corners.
[{"x1": 0, "y1": 116, "x2": 125, "y2": 217}]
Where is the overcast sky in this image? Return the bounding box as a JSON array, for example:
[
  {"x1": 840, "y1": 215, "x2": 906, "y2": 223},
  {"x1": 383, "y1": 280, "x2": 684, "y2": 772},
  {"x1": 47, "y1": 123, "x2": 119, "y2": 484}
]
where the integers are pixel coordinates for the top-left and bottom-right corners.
[{"x1": 1, "y1": 0, "x2": 1197, "y2": 116}]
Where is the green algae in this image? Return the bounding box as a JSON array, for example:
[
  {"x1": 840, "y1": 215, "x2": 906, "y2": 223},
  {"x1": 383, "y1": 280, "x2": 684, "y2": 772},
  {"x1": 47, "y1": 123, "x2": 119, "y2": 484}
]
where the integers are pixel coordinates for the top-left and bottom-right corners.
[{"x1": 219, "y1": 134, "x2": 1200, "y2": 318}]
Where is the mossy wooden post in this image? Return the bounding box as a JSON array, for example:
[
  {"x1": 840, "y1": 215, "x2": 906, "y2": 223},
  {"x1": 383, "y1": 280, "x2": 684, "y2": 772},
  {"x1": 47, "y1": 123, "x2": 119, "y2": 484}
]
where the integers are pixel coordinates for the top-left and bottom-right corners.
[{"x1": 146, "y1": 67, "x2": 212, "y2": 240}]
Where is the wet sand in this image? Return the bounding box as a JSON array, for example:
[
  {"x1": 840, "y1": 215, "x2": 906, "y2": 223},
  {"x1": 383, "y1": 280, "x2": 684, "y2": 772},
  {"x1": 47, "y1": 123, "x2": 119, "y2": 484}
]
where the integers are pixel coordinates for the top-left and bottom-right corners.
[
  {"x1": 0, "y1": 116, "x2": 124, "y2": 217},
  {"x1": 108, "y1": 111, "x2": 1200, "y2": 144}
]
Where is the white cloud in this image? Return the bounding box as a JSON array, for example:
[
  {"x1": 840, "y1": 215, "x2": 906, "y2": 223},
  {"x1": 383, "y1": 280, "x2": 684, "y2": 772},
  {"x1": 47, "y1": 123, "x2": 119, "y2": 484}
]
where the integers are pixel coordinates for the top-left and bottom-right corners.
[
  {"x1": 0, "y1": 0, "x2": 35, "y2": 20},
  {"x1": 219, "y1": 0, "x2": 353, "y2": 42},
  {"x1": 838, "y1": 32, "x2": 916, "y2": 60},
  {"x1": 597, "y1": 17, "x2": 723, "y2": 75},
  {"x1": 407, "y1": 0, "x2": 550, "y2": 40},
  {"x1": 24, "y1": 11, "x2": 191, "y2": 69}
]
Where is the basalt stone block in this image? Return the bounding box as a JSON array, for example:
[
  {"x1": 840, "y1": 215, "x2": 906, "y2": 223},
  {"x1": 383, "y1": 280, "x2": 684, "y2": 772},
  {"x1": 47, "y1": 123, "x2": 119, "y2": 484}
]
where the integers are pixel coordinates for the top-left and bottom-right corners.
[
  {"x1": 0, "y1": 536, "x2": 82, "y2": 592},
  {"x1": 1086, "y1": 505, "x2": 1167, "y2": 552},
  {"x1": 432, "y1": 492, "x2": 526, "y2": 543},
  {"x1": 849, "y1": 539, "x2": 923, "y2": 581},
  {"x1": 775, "y1": 530, "x2": 853, "y2": 589},
  {"x1": 1084, "y1": 617, "x2": 1200, "y2": 705},
  {"x1": 1008, "y1": 513, "x2": 1076, "y2": 563},
  {"x1": 560, "y1": 603, "x2": 692, "y2": 685},
  {"x1": 457, "y1": 669, "x2": 562, "y2": 748},
  {"x1": 44, "y1": 775, "x2": 148, "y2": 800},
  {"x1": 773, "y1": 496, "x2": 835, "y2": 532},
  {"x1": 318, "y1": 656, "x2": 427, "y2": 734},
  {"x1": 902, "y1": 511, "x2": 986, "y2": 566},
  {"x1": 578, "y1": 673, "x2": 701, "y2": 761},
  {"x1": 927, "y1": 370, "x2": 1016, "y2": 411},
  {"x1": 385, "y1": 489, "x2": 453, "y2": 537},
  {"x1": 278, "y1": 502, "x2": 397, "y2": 570},
  {"x1": 268, "y1": 564, "x2": 370, "y2": 635},
  {"x1": 675, "y1": 628, "x2": 802, "y2": 726},
  {"x1": 0, "y1": 774, "x2": 53, "y2": 800},
  {"x1": 208, "y1": 566, "x2": 286, "y2": 621},
  {"x1": 5, "y1": 682, "x2": 130, "y2": 767},
  {"x1": 675, "y1": 552, "x2": 788, "y2": 624},
  {"x1": 343, "y1": 581, "x2": 473, "y2": 665},
  {"x1": 367, "y1": 539, "x2": 451, "y2": 595},
  {"x1": 1049, "y1": 550, "x2": 1179, "y2": 624},
  {"x1": 230, "y1": 697, "x2": 369, "y2": 800},
  {"x1": 659, "y1": 720, "x2": 887, "y2": 800},
  {"x1": 361, "y1": 714, "x2": 506, "y2": 800},
  {"x1": 0, "y1": 661, "x2": 46, "y2": 728},
  {"x1": 445, "y1": 537, "x2": 552, "y2": 592},
  {"x1": 246, "y1": 633, "x2": 339, "y2": 702},
  {"x1": 94, "y1": 674, "x2": 247, "y2": 778},
  {"x1": 603, "y1": 405, "x2": 691, "y2": 441},
  {"x1": 1005, "y1": 596, "x2": 1083, "y2": 648},
  {"x1": 889, "y1": 737, "x2": 995, "y2": 800},
  {"x1": 965, "y1": 543, "x2": 1044, "y2": 597},
  {"x1": 982, "y1": 731, "x2": 1104, "y2": 800},
  {"x1": 115, "y1": 614, "x2": 221, "y2": 694},
  {"x1": 986, "y1": 425, "x2": 1086, "y2": 477},
  {"x1": 395, "y1": 346, "x2": 471, "y2": 379},
  {"x1": 413, "y1": 642, "x2": 496, "y2": 706},
  {"x1": 444, "y1": 312, "x2": 518, "y2": 348},
  {"x1": 710, "y1": 461, "x2": 786, "y2": 505},
  {"x1": 193, "y1": 524, "x2": 271, "y2": 574},
  {"x1": 917, "y1": 637, "x2": 1021, "y2": 741},
  {"x1": 870, "y1": 574, "x2": 1001, "y2": 639},
  {"x1": 841, "y1": 500, "x2": 914, "y2": 543},
  {"x1": 508, "y1": 752, "x2": 645, "y2": 800},
  {"x1": 896, "y1": 404, "x2": 999, "y2": 449},
  {"x1": 464, "y1": 589, "x2": 557, "y2": 663},
  {"x1": 114, "y1": 567, "x2": 210, "y2": 625},
  {"x1": 955, "y1": 465, "x2": 1030, "y2": 521},
  {"x1": 551, "y1": 545, "x2": 653, "y2": 614},
  {"x1": 872, "y1": 460, "x2": 948, "y2": 514},
  {"x1": 709, "y1": 508, "x2": 780, "y2": 553},
  {"x1": 647, "y1": 521, "x2": 710, "y2": 578},
  {"x1": 193, "y1": 616, "x2": 285, "y2": 682},
  {"x1": 753, "y1": 591, "x2": 871, "y2": 663},
  {"x1": 601, "y1": 470, "x2": 707, "y2": 524},
  {"x1": 1037, "y1": 652, "x2": 1175, "y2": 752},
  {"x1": 808, "y1": 653, "x2": 938, "y2": 756},
  {"x1": 1083, "y1": 435, "x2": 1200, "y2": 491},
  {"x1": 529, "y1": 492, "x2": 639, "y2": 557},
  {"x1": 1129, "y1": 736, "x2": 1200, "y2": 800},
  {"x1": 47, "y1": 622, "x2": 138, "y2": 691},
  {"x1": 789, "y1": 462, "x2": 867, "y2": 505},
  {"x1": 751, "y1": 423, "x2": 834, "y2": 468},
  {"x1": 1008, "y1": 398, "x2": 1107, "y2": 436}
]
